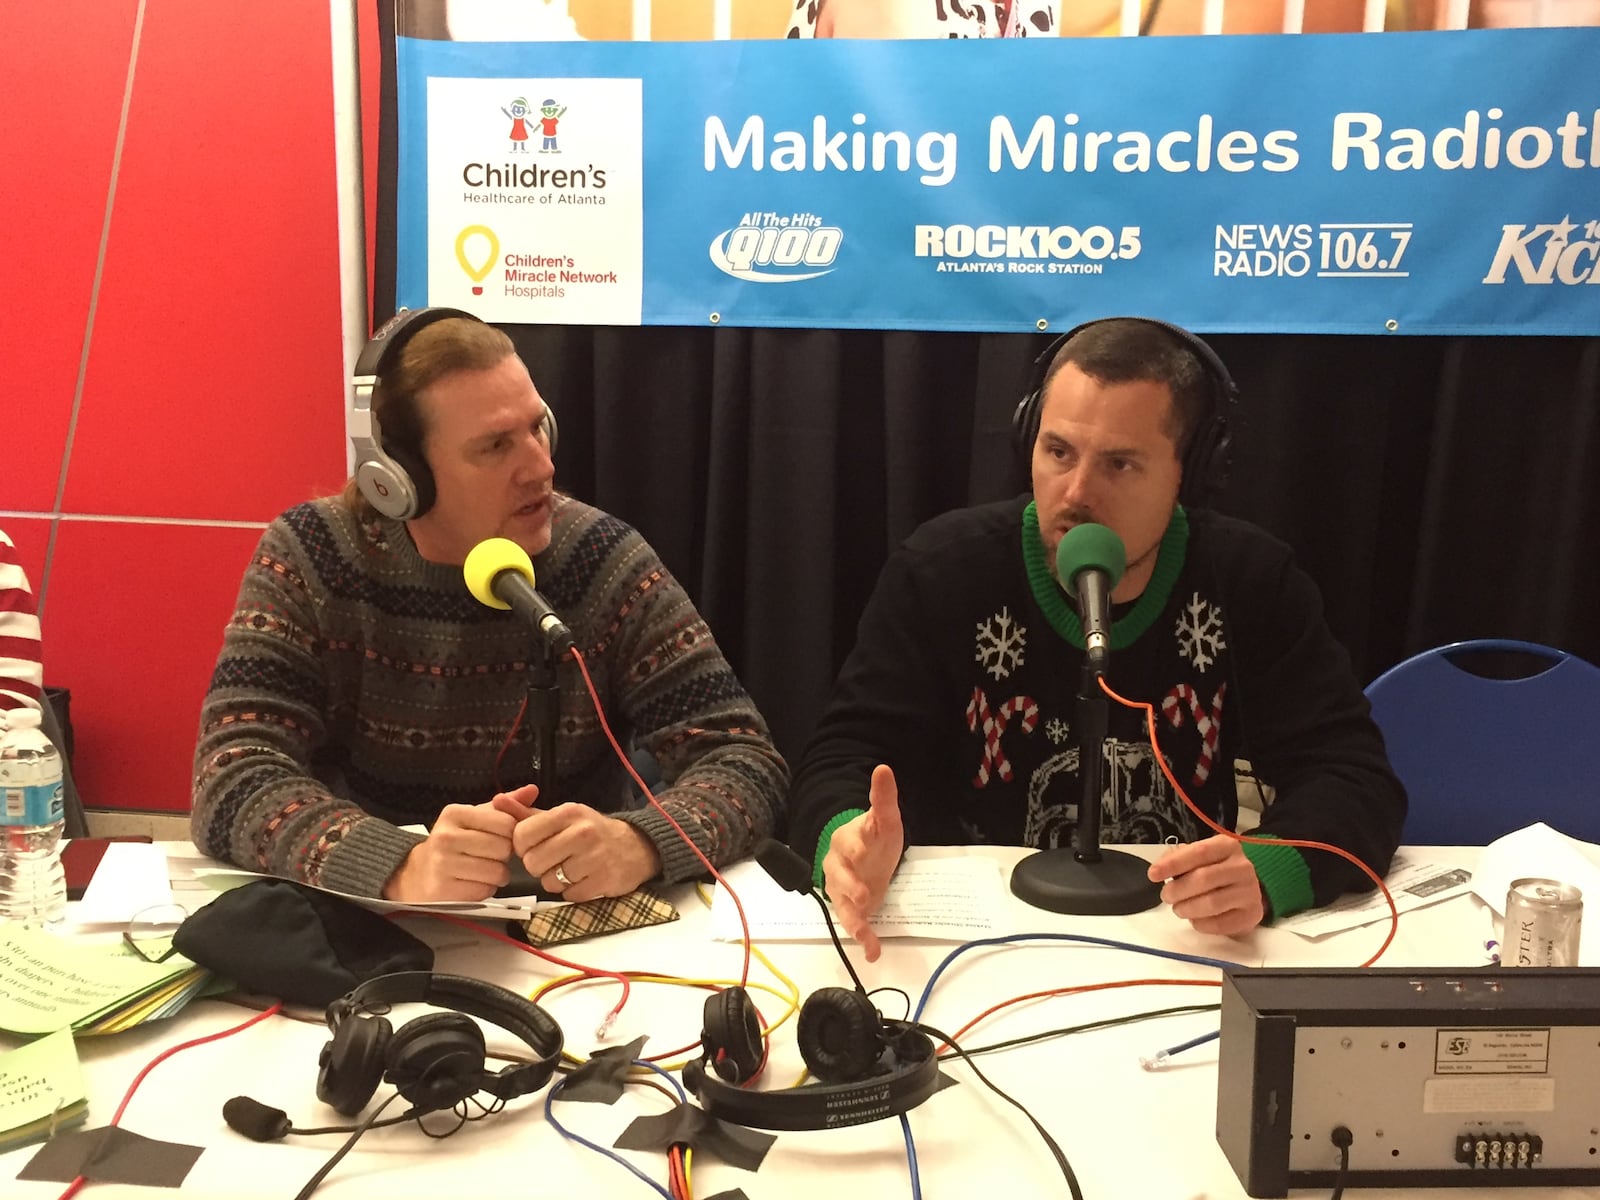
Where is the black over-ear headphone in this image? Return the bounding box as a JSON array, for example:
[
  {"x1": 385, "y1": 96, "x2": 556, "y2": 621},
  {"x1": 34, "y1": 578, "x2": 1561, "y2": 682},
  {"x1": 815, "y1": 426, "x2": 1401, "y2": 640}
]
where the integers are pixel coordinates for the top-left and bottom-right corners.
[
  {"x1": 682, "y1": 984, "x2": 942, "y2": 1131},
  {"x1": 1011, "y1": 316, "x2": 1237, "y2": 508},
  {"x1": 315, "y1": 971, "x2": 564, "y2": 1117},
  {"x1": 350, "y1": 307, "x2": 558, "y2": 521}
]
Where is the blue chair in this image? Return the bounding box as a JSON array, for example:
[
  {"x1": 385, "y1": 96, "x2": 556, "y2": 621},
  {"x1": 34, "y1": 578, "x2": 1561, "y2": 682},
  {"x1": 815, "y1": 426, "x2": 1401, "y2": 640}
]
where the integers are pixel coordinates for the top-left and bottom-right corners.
[{"x1": 1364, "y1": 640, "x2": 1600, "y2": 846}]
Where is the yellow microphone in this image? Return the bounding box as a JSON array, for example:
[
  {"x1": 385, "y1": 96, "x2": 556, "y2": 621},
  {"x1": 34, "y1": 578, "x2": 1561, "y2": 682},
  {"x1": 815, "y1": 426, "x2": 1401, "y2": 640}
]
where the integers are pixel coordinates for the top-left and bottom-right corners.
[{"x1": 463, "y1": 538, "x2": 573, "y2": 654}]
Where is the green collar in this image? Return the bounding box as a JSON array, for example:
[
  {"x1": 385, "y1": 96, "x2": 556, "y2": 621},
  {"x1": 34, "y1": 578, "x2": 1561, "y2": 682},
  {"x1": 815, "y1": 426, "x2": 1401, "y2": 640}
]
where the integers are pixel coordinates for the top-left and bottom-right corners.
[{"x1": 1022, "y1": 503, "x2": 1189, "y2": 650}]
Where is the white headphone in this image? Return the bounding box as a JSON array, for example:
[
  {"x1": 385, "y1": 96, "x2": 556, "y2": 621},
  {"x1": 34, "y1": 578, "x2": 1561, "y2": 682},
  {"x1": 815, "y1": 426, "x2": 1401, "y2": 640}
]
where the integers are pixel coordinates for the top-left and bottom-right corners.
[{"x1": 349, "y1": 307, "x2": 557, "y2": 520}]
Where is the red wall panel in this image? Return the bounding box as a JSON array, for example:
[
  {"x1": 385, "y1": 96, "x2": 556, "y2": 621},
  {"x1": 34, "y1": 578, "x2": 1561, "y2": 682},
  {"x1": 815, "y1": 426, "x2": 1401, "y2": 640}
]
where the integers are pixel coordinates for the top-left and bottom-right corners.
[
  {"x1": 15, "y1": 0, "x2": 350, "y2": 813},
  {"x1": 0, "y1": 1, "x2": 139, "y2": 514},
  {"x1": 61, "y1": 0, "x2": 347, "y2": 522},
  {"x1": 45, "y1": 520, "x2": 265, "y2": 813}
]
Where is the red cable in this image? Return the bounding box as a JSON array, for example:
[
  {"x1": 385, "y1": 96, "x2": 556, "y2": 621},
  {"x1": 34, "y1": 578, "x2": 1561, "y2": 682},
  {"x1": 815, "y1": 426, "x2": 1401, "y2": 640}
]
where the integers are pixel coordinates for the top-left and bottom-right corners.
[
  {"x1": 56, "y1": 1002, "x2": 283, "y2": 1200},
  {"x1": 569, "y1": 647, "x2": 755, "y2": 988},
  {"x1": 493, "y1": 693, "x2": 530, "y2": 794}
]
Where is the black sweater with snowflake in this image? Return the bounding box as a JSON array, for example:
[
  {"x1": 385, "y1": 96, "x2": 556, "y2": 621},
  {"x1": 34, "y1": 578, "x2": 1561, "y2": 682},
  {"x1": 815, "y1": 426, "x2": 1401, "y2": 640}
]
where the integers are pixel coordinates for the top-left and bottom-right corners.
[{"x1": 787, "y1": 497, "x2": 1406, "y2": 919}]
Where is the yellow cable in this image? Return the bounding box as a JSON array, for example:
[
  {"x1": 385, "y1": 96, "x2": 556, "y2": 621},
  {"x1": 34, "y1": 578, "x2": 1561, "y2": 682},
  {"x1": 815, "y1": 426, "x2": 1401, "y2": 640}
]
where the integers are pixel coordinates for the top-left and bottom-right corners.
[
  {"x1": 534, "y1": 967, "x2": 801, "y2": 1070},
  {"x1": 682, "y1": 1145, "x2": 693, "y2": 1197},
  {"x1": 525, "y1": 881, "x2": 808, "y2": 1074}
]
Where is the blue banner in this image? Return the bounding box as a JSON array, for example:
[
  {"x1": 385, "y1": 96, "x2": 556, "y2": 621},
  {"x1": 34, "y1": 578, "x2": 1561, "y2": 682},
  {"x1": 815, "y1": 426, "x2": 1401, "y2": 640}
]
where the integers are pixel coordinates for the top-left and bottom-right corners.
[{"x1": 396, "y1": 30, "x2": 1600, "y2": 335}]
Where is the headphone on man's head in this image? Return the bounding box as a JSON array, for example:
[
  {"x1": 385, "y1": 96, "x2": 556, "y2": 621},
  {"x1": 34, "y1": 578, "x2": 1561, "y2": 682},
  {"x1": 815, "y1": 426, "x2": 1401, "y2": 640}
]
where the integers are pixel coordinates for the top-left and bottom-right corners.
[
  {"x1": 682, "y1": 983, "x2": 942, "y2": 1131},
  {"x1": 350, "y1": 307, "x2": 558, "y2": 521},
  {"x1": 1010, "y1": 316, "x2": 1238, "y2": 509},
  {"x1": 315, "y1": 971, "x2": 564, "y2": 1117}
]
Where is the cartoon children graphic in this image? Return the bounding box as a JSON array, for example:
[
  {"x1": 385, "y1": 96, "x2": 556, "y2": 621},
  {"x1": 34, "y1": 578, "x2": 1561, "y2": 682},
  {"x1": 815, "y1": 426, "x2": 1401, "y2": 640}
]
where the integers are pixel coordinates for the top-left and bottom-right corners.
[
  {"x1": 538, "y1": 99, "x2": 567, "y2": 153},
  {"x1": 501, "y1": 96, "x2": 531, "y2": 153}
]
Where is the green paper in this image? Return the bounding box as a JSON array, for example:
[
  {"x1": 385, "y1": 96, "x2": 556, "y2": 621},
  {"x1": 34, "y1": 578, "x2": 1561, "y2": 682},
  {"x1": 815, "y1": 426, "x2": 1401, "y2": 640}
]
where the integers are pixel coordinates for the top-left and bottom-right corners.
[
  {"x1": 0, "y1": 1027, "x2": 88, "y2": 1151},
  {"x1": 0, "y1": 927, "x2": 198, "y2": 1036}
]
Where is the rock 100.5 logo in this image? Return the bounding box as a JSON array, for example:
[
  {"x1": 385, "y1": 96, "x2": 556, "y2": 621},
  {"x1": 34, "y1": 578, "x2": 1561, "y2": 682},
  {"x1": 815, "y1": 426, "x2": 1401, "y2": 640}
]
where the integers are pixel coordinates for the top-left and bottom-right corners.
[{"x1": 710, "y1": 211, "x2": 842, "y2": 282}]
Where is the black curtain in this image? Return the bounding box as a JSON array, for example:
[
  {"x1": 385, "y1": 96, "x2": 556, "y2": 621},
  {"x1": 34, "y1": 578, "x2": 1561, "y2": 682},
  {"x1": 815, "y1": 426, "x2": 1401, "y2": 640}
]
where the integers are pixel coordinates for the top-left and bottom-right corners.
[{"x1": 495, "y1": 325, "x2": 1600, "y2": 765}]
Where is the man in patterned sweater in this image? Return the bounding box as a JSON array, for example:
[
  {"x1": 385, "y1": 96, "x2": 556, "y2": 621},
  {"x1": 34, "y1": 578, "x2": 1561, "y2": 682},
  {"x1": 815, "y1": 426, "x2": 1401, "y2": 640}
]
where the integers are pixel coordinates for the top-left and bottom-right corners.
[
  {"x1": 192, "y1": 315, "x2": 786, "y2": 902},
  {"x1": 788, "y1": 319, "x2": 1404, "y2": 959}
]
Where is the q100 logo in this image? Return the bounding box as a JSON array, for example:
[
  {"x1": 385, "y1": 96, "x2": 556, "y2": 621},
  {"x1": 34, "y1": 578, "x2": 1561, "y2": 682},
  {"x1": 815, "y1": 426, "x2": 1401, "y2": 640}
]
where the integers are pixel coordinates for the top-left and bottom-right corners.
[{"x1": 709, "y1": 212, "x2": 842, "y2": 282}]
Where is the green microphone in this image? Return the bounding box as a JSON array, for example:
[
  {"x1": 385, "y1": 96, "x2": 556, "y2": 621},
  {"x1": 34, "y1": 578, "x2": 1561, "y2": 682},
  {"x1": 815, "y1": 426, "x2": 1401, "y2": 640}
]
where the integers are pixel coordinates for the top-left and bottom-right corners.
[
  {"x1": 1010, "y1": 520, "x2": 1160, "y2": 917},
  {"x1": 1055, "y1": 523, "x2": 1126, "y2": 675}
]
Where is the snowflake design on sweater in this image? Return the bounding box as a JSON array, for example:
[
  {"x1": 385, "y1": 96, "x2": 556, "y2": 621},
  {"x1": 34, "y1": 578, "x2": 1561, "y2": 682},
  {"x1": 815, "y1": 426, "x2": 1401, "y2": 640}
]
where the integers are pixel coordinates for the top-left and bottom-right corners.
[
  {"x1": 1175, "y1": 592, "x2": 1225, "y2": 672},
  {"x1": 1045, "y1": 717, "x2": 1070, "y2": 745},
  {"x1": 975, "y1": 606, "x2": 1026, "y2": 680}
]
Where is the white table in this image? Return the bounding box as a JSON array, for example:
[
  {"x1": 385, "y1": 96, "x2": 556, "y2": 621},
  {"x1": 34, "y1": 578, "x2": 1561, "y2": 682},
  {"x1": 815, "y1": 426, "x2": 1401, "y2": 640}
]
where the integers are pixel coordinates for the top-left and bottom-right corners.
[{"x1": 3, "y1": 844, "x2": 1590, "y2": 1200}]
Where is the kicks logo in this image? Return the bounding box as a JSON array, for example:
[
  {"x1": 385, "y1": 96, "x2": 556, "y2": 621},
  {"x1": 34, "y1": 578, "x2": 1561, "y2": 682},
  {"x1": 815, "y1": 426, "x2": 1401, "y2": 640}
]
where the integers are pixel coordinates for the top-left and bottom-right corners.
[{"x1": 1482, "y1": 217, "x2": 1600, "y2": 284}]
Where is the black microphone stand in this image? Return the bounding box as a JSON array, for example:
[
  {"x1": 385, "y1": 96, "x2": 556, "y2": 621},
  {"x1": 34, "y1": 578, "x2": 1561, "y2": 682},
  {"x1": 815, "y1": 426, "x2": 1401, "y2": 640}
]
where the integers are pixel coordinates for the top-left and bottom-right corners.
[
  {"x1": 526, "y1": 635, "x2": 562, "y2": 794},
  {"x1": 1009, "y1": 660, "x2": 1162, "y2": 915}
]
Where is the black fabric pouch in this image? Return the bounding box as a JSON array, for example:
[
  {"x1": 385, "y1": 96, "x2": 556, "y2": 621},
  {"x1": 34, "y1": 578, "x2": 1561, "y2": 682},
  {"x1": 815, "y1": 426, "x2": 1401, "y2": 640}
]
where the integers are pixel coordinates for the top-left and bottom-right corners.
[{"x1": 171, "y1": 879, "x2": 434, "y2": 1006}]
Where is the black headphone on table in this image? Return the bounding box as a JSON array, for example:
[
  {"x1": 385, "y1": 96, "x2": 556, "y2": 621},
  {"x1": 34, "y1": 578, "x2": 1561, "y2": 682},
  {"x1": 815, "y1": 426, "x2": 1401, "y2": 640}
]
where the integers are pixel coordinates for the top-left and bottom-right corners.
[
  {"x1": 350, "y1": 307, "x2": 558, "y2": 521},
  {"x1": 1011, "y1": 316, "x2": 1238, "y2": 509},
  {"x1": 682, "y1": 983, "x2": 942, "y2": 1131},
  {"x1": 315, "y1": 971, "x2": 564, "y2": 1117}
]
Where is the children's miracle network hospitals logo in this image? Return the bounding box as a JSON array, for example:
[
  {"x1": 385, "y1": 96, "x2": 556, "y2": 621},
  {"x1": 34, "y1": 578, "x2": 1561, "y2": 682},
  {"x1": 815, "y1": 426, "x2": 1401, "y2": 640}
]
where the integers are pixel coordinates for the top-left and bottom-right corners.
[
  {"x1": 710, "y1": 211, "x2": 841, "y2": 282},
  {"x1": 456, "y1": 225, "x2": 500, "y2": 294}
]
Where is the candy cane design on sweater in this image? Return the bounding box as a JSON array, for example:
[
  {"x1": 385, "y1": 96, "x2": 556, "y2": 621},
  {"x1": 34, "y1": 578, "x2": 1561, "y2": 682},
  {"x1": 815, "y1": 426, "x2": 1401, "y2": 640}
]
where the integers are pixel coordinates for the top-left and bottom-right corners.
[
  {"x1": 966, "y1": 687, "x2": 1040, "y2": 786},
  {"x1": 1160, "y1": 682, "x2": 1227, "y2": 787}
]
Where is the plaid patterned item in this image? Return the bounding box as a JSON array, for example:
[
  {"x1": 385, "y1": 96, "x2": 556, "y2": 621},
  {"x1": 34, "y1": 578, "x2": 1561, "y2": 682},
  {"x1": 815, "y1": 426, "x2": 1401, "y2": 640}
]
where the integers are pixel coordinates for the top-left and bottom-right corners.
[{"x1": 518, "y1": 889, "x2": 678, "y2": 947}]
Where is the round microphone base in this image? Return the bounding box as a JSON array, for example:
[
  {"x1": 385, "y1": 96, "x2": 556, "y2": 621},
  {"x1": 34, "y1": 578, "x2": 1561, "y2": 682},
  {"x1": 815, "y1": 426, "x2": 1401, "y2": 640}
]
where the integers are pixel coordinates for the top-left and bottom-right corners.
[{"x1": 1009, "y1": 847, "x2": 1163, "y2": 916}]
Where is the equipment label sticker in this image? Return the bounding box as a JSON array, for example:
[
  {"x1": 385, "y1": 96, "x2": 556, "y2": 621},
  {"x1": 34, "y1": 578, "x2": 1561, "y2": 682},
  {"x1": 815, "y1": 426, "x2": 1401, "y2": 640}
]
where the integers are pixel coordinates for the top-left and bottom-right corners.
[{"x1": 1434, "y1": 1028, "x2": 1550, "y2": 1075}]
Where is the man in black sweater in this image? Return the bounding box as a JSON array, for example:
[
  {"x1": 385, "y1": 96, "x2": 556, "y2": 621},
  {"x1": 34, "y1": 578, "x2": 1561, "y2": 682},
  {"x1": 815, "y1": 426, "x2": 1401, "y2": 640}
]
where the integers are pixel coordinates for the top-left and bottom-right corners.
[{"x1": 788, "y1": 318, "x2": 1405, "y2": 959}]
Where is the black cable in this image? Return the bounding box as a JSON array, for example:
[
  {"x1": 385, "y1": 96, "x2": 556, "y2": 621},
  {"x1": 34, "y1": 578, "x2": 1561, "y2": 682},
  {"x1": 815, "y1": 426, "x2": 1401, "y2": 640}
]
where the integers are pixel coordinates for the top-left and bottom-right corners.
[
  {"x1": 1140, "y1": 0, "x2": 1166, "y2": 36},
  {"x1": 868, "y1": 985, "x2": 913, "y2": 1022},
  {"x1": 949, "y1": 1003, "x2": 1222, "y2": 1058},
  {"x1": 808, "y1": 890, "x2": 868, "y2": 994},
  {"x1": 1329, "y1": 1126, "x2": 1353, "y2": 1200},
  {"x1": 292, "y1": 1091, "x2": 409, "y2": 1200},
  {"x1": 415, "y1": 1093, "x2": 507, "y2": 1139},
  {"x1": 283, "y1": 1111, "x2": 419, "y2": 1136},
  {"x1": 914, "y1": 1022, "x2": 1084, "y2": 1200}
]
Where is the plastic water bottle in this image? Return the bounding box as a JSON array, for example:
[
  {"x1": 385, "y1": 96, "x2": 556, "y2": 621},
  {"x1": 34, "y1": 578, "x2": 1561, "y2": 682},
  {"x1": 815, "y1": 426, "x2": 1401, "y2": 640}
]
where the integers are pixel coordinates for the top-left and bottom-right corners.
[{"x1": 0, "y1": 706, "x2": 68, "y2": 928}]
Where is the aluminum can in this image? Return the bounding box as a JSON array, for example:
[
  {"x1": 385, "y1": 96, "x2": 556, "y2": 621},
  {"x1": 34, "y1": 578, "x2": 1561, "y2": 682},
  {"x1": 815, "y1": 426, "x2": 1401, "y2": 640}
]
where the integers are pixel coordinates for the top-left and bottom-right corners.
[{"x1": 1503, "y1": 878, "x2": 1582, "y2": 967}]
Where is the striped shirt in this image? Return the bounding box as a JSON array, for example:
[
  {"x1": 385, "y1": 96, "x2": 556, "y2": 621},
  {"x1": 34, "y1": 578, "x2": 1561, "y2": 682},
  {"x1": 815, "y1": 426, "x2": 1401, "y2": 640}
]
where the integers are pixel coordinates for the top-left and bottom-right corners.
[{"x1": 0, "y1": 529, "x2": 45, "y2": 720}]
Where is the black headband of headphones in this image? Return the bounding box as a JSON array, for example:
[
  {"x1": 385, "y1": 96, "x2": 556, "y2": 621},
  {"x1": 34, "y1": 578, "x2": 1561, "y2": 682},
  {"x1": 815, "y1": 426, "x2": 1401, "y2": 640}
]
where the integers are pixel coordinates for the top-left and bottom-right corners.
[
  {"x1": 329, "y1": 971, "x2": 564, "y2": 1101},
  {"x1": 1014, "y1": 316, "x2": 1238, "y2": 508},
  {"x1": 682, "y1": 1020, "x2": 941, "y2": 1131}
]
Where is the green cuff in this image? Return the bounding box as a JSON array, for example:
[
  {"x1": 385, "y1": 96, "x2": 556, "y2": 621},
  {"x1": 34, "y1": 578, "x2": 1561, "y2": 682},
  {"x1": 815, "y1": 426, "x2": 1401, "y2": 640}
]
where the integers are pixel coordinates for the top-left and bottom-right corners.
[
  {"x1": 812, "y1": 808, "x2": 866, "y2": 893},
  {"x1": 1241, "y1": 835, "x2": 1314, "y2": 921}
]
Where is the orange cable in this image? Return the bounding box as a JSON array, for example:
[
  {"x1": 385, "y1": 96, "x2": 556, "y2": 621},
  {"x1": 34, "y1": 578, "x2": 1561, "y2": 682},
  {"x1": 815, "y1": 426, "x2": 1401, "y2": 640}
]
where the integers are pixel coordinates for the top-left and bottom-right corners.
[
  {"x1": 1098, "y1": 675, "x2": 1399, "y2": 967},
  {"x1": 939, "y1": 978, "x2": 1222, "y2": 1051}
]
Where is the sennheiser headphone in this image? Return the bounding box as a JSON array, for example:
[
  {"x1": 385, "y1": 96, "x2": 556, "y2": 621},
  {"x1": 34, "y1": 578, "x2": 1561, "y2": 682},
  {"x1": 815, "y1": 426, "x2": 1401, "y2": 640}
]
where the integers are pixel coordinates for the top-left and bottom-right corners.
[
  {"x1": 350, "y1": 307, "x2": 559, "y2": 521},
  {"x1": 1011, "y1": 316, "x2": 1237, "y2": 509},
  {"x1": 315, "y1": 971, "x2": 564, "y2": 1117},
  {"x1": 682, "y1": 984, "x2": 942, "y2": 1131}
]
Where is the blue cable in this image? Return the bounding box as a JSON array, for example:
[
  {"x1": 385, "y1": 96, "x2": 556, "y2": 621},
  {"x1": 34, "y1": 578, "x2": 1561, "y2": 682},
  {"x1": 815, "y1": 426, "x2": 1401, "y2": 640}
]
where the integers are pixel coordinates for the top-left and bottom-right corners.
[
  {"x1": 1143, "y1": 1028, "x2": 1221, "y2": 1069},
  {"x1": 900, "y1": 1112, "x2": 923, "y2": 1200},
  {"x1": 912, "y1": 933, "x2": 1236, "y2": 1021},
  {"x1": 1162, "y1": 1029, "x2": 1219, "y2": 1057},
  {"x1": 544, "y1": 1062, "x2": 689, "y2": 1200}
]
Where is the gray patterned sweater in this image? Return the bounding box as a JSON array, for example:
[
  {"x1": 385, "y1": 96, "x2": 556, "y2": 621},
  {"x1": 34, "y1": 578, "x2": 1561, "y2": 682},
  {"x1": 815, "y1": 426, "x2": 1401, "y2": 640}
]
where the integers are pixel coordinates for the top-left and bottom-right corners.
[{"x1": 191, "y1": 495, "x2": 787, "y2": 895}]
